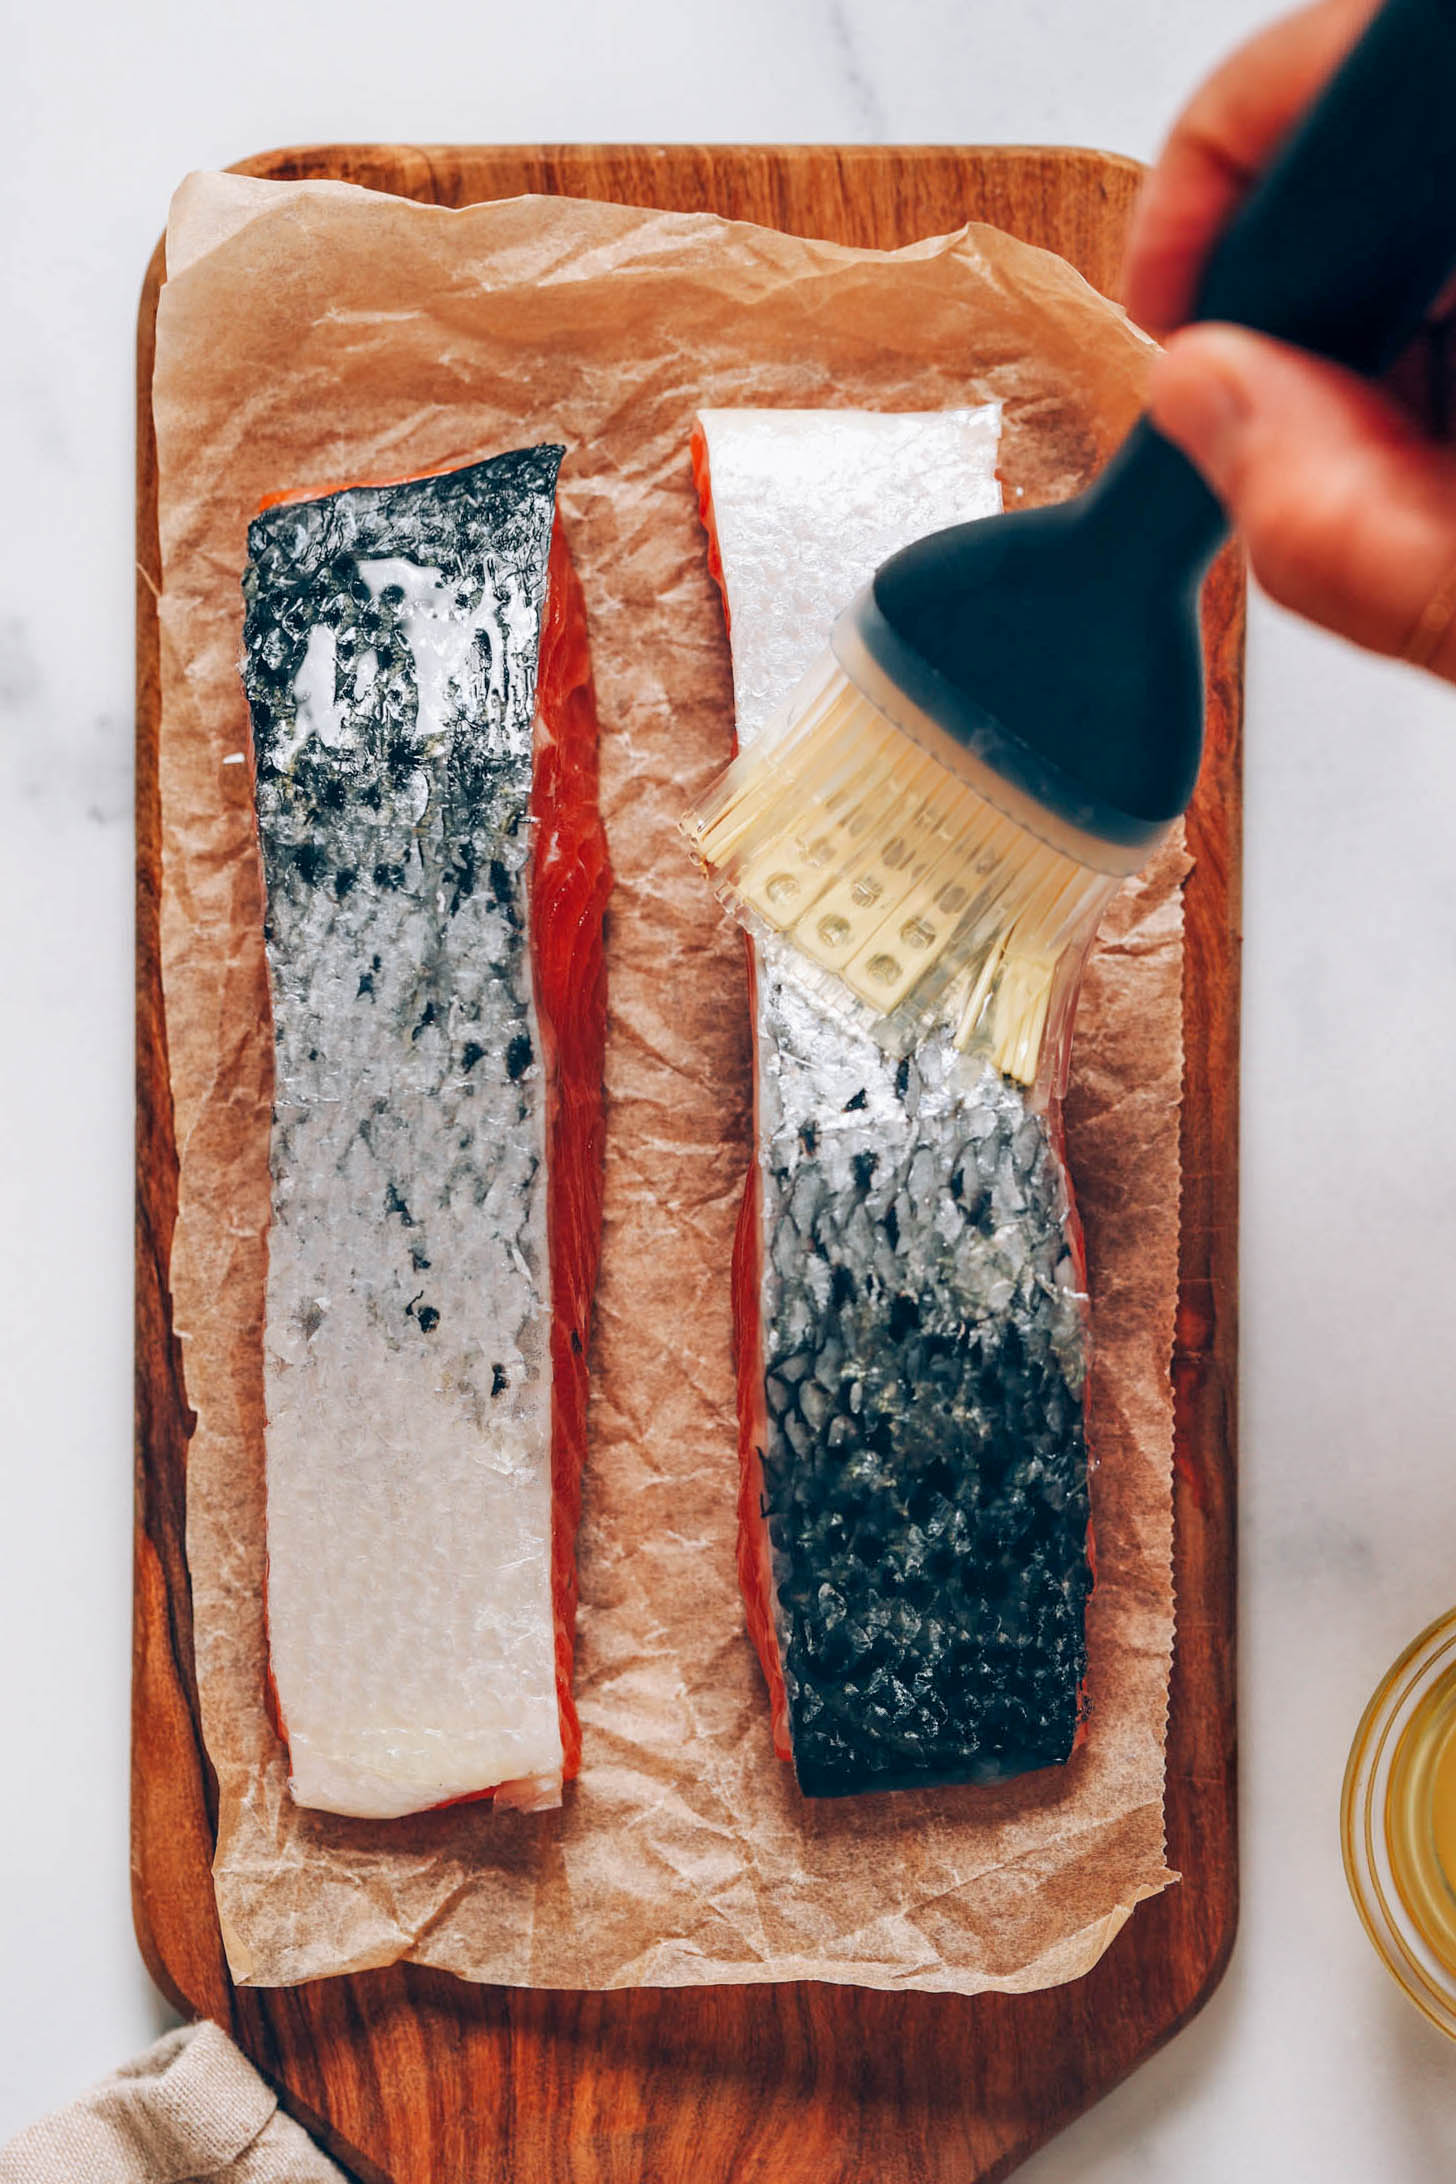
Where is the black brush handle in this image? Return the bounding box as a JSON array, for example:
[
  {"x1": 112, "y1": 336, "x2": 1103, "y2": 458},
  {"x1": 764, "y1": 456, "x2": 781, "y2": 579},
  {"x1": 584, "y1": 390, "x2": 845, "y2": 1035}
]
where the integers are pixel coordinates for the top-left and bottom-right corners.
[
  {"x1": 1094, "y1": 0, "x2": 1456, "y2": 577},
  {"x1": 871, "y1": 0, "x2": 1456, "y2": 839},
  {"x1": 1193, "y1": 0, "x2": 1456, "y2": 375}
]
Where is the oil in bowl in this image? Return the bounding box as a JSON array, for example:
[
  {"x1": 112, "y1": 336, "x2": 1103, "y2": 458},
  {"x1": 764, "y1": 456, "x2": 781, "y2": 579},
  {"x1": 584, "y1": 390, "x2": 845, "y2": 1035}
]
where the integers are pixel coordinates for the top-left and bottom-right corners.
[{"x1": 1343, "y1": 1604, "x2": 1456, "y2": 2037}]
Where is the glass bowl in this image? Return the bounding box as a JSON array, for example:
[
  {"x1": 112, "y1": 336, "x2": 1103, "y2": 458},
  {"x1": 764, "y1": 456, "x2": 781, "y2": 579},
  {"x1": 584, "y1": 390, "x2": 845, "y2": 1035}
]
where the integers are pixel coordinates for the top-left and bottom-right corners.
[{"x1": 1342, "y1": 1603, "x2": 1456, "y2": 2039}]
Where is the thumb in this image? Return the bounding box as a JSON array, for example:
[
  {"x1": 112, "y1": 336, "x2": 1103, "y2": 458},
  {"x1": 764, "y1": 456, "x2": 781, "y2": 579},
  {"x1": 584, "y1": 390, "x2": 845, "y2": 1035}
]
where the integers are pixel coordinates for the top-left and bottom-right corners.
[{"x1": 1148, "y1": 323, "x2": 1456, "y2": 680}]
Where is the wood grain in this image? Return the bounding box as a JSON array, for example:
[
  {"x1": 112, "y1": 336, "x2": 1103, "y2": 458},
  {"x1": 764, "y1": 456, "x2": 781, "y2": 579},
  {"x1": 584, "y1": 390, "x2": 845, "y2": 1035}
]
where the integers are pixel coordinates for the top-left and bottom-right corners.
[{"x1": 134, "y1": 145, "x2": 1240, "y2": 2184}]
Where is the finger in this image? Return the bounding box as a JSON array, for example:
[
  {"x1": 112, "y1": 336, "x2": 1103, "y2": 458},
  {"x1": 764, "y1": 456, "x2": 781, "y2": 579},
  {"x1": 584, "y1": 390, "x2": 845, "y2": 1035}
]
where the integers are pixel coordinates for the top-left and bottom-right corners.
[
  {"x1": 1122, "y1": 0, "x2": 1379, "y2": 337},
  {"x1": 1149, "y1": 322, "x2": 1456, "y2": 678}
]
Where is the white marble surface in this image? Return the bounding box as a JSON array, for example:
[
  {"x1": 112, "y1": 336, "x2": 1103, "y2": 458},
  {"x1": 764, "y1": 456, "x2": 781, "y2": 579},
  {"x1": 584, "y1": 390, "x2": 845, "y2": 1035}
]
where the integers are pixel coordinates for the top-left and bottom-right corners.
[{"x1": 4, "y1": 0, "x2": 1456, "y2": 2170}]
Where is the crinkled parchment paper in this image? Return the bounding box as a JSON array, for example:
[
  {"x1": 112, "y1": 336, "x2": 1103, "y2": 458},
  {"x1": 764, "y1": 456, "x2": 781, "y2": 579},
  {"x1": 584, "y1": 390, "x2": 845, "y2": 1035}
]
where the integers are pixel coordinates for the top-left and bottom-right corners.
[{"x1": 153, "y1": 171, "x2": 1185, "y2": 1992}]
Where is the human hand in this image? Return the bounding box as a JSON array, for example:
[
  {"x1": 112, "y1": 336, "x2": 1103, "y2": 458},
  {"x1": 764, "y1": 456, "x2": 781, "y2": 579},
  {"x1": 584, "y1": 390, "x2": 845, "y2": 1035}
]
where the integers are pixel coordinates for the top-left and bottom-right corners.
[{"x1": 1123, "y1": 0, "x2": 1456, "y2": 680}]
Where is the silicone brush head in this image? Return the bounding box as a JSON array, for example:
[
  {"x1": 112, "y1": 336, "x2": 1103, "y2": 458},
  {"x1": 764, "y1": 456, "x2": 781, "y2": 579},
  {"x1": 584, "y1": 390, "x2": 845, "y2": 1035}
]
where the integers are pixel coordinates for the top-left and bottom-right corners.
[{"x1": 683, "y1": 421, "x2": 1221, "y2": 1086}]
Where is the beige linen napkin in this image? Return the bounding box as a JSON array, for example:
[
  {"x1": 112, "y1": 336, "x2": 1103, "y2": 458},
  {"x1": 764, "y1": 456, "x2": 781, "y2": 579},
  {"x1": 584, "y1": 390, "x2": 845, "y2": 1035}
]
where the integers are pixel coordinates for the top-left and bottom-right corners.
[{"x1": 0, "y1": 2025, "x2": 343, "y2": 2184}]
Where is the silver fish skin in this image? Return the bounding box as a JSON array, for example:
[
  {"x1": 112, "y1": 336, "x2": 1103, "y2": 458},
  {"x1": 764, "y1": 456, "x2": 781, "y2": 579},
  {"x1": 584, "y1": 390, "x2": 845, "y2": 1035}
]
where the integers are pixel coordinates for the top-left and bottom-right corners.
[
  {"x1": 696, "y1": 408, "x2": 1093, "y2": 1796},
  {"x1": 242, "y1": 446, "x2": 567, "y2": 1819}
]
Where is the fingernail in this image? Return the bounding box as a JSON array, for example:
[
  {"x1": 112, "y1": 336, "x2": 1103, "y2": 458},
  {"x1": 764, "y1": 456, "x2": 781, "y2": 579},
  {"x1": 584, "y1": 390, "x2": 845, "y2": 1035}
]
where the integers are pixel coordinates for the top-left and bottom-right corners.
[{"x1": 1149, "y1": 350, "x2": 1249, "y2": 497}]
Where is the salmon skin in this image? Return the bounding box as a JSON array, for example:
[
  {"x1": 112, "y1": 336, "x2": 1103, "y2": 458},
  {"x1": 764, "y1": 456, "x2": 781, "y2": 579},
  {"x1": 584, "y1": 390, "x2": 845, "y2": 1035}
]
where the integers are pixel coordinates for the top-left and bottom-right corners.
[
  {"x1": 695, "y1": 410, "x2": 1094, "y2": 1798},
  {"x1": 241, "y1": 446, "x2": 609, "y2": 1819}
]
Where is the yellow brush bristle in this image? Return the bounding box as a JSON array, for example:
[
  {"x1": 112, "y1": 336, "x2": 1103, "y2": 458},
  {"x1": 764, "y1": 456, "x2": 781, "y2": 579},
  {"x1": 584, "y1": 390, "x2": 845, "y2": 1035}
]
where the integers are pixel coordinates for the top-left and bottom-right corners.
[{"x1": 683, "y1": 655, "x2": 1120, "y2": 1087}]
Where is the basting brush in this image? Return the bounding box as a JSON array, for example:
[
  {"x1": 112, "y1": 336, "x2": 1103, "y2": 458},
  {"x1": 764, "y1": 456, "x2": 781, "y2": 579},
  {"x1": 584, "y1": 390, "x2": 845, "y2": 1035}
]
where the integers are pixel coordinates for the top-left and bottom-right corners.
[{"x1": 684, "y1": 0, "x2": 1456, "y2": 1086}]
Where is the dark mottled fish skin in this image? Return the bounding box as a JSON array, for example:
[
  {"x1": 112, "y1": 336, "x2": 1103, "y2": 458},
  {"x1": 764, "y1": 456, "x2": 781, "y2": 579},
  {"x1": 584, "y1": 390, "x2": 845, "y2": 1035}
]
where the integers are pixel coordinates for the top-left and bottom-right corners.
[
  {"x1": 240, "y1": 447, "x2": 571, "y2": 1818},
  {"x1": 692, "y1": 407, "x2": 1096, "y2": 1801},
  {"x1": 755, "y1": 980, "x2": 1092, "y2": 1797}
]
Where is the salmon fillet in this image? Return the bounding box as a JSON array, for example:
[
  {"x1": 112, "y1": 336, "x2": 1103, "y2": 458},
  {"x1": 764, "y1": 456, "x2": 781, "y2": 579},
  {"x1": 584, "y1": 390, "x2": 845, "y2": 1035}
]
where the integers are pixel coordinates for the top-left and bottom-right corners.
[
  {"x1": 241, "y1": 446, "x2": 610, "y2": 1817},
  {"x1": 695, "y1": 409, "x2": 1094, "y2": 1797}
]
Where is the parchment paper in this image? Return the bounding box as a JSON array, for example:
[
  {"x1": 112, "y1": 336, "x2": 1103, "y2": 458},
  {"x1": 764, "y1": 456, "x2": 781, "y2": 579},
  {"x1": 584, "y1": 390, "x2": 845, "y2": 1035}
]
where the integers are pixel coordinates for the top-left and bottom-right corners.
[{"x1": 153, "y1": 171, "x2": 1186, "y2": 1992}]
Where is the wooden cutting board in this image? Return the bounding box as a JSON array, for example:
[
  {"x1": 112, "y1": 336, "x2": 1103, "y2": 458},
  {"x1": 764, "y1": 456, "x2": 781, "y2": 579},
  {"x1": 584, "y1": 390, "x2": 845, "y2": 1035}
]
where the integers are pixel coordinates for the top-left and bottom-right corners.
[{"x1": 134, "y1": 145, "x2": 1241, "y2": 2184}]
